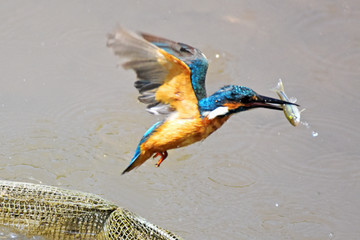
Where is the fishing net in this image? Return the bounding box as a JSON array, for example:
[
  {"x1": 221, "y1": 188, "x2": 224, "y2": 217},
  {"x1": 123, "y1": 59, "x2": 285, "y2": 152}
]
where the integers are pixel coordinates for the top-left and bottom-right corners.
[{"x1": 0, "y1": 180, "x2": 181, "y2": 240}]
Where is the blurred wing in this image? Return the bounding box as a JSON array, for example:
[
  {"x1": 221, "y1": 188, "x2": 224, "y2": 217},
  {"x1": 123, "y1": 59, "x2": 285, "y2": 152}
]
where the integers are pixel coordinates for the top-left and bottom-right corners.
[
  {"x1": 107, "y1": 28, "x2": 206, "y2": 118},
  {"x1": 140, "y1": 32, "x2": 209, "y2": 101}
]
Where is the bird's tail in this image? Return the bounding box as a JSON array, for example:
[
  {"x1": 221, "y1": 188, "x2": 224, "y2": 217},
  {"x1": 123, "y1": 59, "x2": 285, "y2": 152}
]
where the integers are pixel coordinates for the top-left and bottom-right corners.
[
  {"x1": 122, "y1": 146, "x2": 142, "y2": 174},
  {"x1": 122, "y1": 121, "x2": 163, "y2": 174},
  {"x1": 122, "y1": 144, "x2": 154, "y2": 174}
]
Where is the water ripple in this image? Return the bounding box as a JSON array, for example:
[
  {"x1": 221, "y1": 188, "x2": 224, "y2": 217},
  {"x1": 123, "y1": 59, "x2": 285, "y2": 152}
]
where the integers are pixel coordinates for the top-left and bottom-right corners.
[
  {"x1": 252, "y1": 112, "x2": 360, "y2": 182},
  {"x1": 289, "y1": 3, "x2": 360, "y2": 76}
]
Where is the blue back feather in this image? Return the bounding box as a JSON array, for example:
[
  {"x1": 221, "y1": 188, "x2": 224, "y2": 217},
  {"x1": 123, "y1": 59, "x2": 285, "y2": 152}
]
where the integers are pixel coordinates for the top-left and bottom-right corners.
[{"x1": 187, "y1": 58, "x2": 208, "y2": 100}]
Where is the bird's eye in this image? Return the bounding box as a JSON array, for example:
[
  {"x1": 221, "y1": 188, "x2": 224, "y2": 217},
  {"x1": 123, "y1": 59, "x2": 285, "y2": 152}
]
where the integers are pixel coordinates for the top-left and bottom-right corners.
[
  {"x1": 241, "y1": 95, "x2": 258, "y2": 103},
  {"x1": 241, "y1": 96, "x2": 252, "y2": 103}
]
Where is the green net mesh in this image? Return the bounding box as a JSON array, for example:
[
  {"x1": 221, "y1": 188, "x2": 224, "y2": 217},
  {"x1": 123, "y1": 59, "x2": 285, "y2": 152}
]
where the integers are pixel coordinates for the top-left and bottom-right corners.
[{"x1": 0, "y1": 180, "x2": 182, "y2": 240}]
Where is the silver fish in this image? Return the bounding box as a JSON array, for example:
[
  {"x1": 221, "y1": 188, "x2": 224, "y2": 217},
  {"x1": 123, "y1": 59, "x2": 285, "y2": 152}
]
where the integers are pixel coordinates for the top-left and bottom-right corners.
[{"x1": 273, "y1": 79, "x2": 302, "y2": 126}]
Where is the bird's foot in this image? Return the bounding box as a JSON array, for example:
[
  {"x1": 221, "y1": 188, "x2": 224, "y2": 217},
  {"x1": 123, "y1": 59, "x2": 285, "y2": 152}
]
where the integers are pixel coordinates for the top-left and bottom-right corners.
[{"x1": 153, "y1": 151, "x2": 168, "y2": 167}]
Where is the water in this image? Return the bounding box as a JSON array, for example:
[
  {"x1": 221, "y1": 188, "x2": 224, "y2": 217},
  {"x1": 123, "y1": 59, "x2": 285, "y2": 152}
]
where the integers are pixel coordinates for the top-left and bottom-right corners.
[{"x1": 1, "y1": 1, "x2": 360, "y2": 239}]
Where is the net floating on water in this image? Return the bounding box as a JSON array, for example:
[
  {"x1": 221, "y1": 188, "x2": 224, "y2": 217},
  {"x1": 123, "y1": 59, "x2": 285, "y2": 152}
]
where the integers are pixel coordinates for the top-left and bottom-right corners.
[{"x1": 0, "y1": 180, "x2": 182, "y2": 240}]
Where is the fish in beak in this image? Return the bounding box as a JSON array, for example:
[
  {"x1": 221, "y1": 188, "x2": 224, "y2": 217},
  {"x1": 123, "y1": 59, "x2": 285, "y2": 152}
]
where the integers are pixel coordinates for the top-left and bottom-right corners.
[{"x1": 248, "y1": 95, "x2": 299, "y2": 111}]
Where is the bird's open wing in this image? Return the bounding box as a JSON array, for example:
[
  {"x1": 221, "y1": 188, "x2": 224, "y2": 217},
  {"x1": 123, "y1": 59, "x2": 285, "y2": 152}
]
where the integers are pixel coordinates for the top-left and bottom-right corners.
[
  {"x1": 107, "y1": 28, "x2": 207, "y2": 119},
  {"x1": 140, "y1": 32, "x2": 209, "y2": 101}
]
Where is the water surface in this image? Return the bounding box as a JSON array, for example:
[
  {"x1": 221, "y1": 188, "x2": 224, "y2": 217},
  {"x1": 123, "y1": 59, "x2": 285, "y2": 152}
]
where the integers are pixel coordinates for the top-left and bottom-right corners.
[{"x1": 1, "y1": 1, "x2": 359, "y2": 239}]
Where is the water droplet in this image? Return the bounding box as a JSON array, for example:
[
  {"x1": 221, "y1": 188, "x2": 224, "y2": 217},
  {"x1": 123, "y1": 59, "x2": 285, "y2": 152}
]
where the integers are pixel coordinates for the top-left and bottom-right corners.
[
  {"x1": 301, "y1": 121, "x2": 310, "y2": 128},
  {"x1": 312, "y1": 131, "x2": 319, "y2": 137},
  {"x1": 275, "y1": 202, "x2": 279, "y2": 207}
]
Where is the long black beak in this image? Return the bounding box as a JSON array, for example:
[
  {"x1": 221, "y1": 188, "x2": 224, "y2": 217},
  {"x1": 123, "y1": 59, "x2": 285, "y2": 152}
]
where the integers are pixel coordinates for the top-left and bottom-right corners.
[{"x1": 249, "y1": 95, "x2": 299, "y2": 110}]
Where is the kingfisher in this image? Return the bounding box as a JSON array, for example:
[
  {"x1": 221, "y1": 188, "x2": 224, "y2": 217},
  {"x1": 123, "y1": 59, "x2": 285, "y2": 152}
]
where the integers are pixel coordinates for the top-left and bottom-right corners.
[{"x1": 107, "y1": 28, "x2": 298, "y2": 174}]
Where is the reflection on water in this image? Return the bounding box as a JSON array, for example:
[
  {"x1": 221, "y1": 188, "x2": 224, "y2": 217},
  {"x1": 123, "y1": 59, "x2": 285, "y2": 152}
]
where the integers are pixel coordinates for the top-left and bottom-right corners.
[{"x1": 1, "y1": 1, "x2": 360, "y2": 239}]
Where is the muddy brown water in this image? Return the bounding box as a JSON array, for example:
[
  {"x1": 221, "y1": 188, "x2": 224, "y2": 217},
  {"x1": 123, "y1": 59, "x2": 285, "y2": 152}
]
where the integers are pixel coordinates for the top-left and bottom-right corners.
[{"x1": 1, "y1": 1, "x2": 359, "y2": 239}]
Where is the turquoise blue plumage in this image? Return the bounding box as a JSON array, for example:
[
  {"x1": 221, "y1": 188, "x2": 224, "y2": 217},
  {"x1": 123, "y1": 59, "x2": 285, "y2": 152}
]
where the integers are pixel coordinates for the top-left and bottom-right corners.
[{"x1": 107, "y1": 28, "x2": 298, "y2": 174}]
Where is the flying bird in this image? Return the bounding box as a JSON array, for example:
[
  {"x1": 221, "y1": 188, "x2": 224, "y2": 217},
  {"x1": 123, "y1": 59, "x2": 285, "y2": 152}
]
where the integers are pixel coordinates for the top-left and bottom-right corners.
[{"x1": 107, "y1": 28, "x2": 297, "y2": 174}]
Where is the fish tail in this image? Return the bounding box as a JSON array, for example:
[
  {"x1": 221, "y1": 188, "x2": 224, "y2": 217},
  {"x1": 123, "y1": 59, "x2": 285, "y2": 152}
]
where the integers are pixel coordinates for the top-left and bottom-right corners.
[
  {"x1": 271, "y1": 78, "x2": 284, "y2": 93},
  {"x1": 276, "y1": 78, "x2": 285, "y2": 92}
]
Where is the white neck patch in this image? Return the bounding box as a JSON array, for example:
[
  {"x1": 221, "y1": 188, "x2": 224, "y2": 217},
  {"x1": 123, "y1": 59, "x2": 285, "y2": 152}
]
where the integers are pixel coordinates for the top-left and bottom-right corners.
[{"x1": 203, "y1": 106, "x2": 229, "y2": 119}]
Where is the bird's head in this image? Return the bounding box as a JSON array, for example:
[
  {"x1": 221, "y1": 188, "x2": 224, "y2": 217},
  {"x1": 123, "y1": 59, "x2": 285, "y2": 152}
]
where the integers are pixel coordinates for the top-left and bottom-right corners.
[{"x1": 200, "y1": 85, "x2": 298, "y2": 119}]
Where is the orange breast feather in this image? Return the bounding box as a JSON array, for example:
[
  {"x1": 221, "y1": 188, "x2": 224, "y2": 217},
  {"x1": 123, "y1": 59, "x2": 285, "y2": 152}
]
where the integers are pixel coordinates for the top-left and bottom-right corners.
[{"x1": 141, "y1": 115, "x2": 230, "y2": 154}]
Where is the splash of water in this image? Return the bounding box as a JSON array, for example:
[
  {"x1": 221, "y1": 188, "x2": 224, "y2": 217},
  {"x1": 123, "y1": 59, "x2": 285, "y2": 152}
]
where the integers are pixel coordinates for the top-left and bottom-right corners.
[{"x1": 301, "y1": 121, "x2": 319, "y2": 138}]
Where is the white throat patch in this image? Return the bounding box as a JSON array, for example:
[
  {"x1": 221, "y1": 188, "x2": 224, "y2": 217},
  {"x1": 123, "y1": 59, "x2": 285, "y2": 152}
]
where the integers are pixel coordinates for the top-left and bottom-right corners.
[{"x1": 203, "y1": 106, "x2": 229, "y2": 119}]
